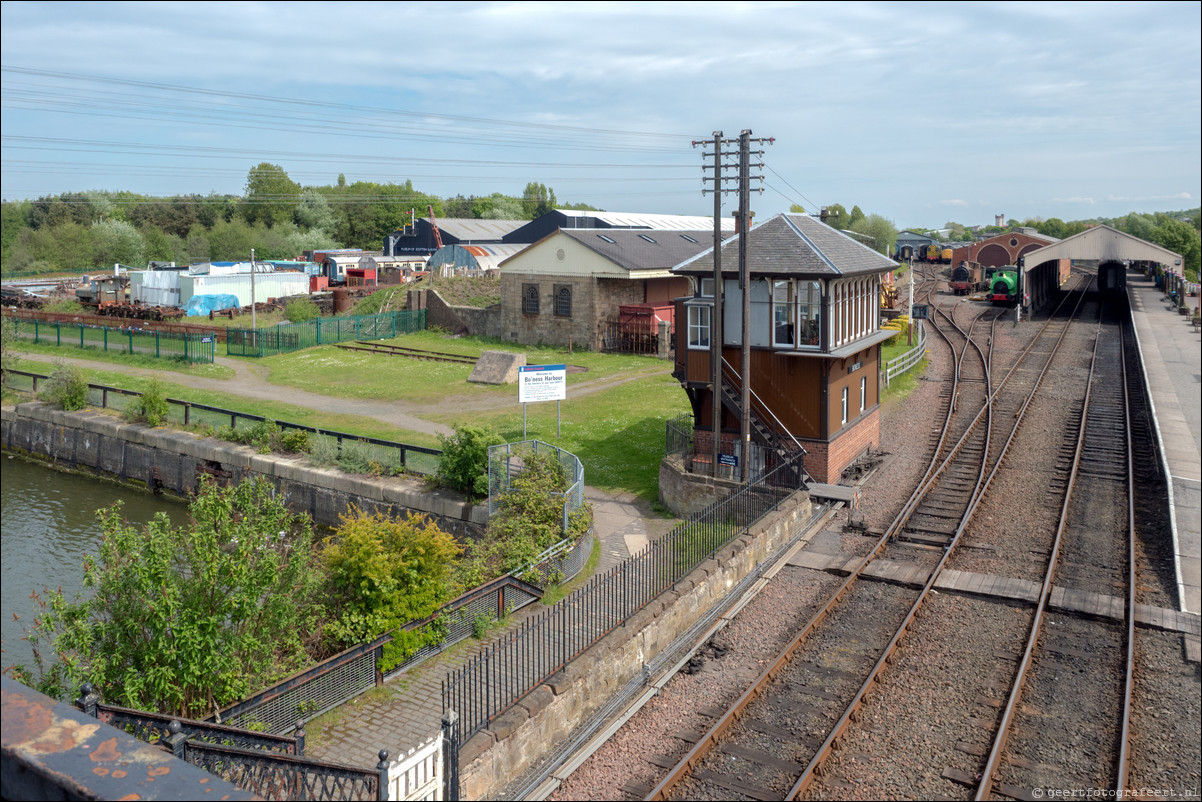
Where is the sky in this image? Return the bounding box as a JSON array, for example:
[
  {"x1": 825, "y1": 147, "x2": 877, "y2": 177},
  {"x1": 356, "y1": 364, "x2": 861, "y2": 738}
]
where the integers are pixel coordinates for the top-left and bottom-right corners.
[{"x1": 1, "y1": 1, "x2": 1199, "y2": 231}]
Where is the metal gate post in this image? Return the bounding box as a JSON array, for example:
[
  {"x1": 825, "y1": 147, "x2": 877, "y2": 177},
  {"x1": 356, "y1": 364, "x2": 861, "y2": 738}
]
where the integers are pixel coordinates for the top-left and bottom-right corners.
[{"x1": 442, "y1": 709, "x2": 460, "y2": 801}]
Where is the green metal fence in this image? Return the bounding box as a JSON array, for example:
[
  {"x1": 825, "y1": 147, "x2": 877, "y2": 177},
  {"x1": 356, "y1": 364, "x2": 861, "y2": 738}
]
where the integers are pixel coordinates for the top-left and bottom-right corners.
[
  {"x1": 11, "y1": 318, "x2": 216, "y2": 364},
  {"x1": 225, "y1": 309, "x2": 427, "y2": 357}
]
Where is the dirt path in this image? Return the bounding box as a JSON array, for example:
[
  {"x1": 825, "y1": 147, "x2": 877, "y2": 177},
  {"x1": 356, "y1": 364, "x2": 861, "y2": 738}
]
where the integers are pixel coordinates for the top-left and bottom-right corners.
[{"x1": 16, "y1": 353, "x2": 674, "y2": 439}]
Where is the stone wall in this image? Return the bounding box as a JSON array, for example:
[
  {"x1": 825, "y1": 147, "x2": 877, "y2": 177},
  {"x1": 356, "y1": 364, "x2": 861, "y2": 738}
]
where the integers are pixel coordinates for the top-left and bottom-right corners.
[
  {"x1": 457, "y1": 489, "x2": 813, "y2": 799},
  {"x1": 499, "y1": 274, "x2": 599, "y2": 349},
  {"x1": 1, "y1": 403, "x2": 487, "y2": 537},
  {"x1": 410, "y1": 288, "x2": 502, "y2": 339},
  {"x1": 658, "y1": 453, "x2": 747, "y2": 516}
]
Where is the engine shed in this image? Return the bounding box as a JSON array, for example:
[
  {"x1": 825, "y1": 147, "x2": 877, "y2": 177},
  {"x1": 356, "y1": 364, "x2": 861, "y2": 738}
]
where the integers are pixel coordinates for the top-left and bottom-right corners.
[
  {"x1": 1019, "y1": 225, "x2": 1185, "y2": 309},
  {"x1": 672, "y1": 213, "x2": 898, "y2": 485}
]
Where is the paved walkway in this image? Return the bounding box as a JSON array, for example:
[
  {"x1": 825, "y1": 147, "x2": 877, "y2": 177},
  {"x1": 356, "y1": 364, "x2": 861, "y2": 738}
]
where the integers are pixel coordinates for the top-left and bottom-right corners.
[
  {"x1": 1126, "y1": 272, "x2": 1201, "y2": 614},
  {"x1": 306, "y1": 487, "x2": 674, "y2": 769}
]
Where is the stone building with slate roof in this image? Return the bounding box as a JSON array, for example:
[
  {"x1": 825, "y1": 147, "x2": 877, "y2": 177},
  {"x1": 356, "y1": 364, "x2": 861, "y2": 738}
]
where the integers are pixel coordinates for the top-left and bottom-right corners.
[
  {"x1": 497, "y1": 228, "x2": 715, "y2": 351},
  {"x1": 671, "y1": 213, "x2": 899, "y2": 484}
]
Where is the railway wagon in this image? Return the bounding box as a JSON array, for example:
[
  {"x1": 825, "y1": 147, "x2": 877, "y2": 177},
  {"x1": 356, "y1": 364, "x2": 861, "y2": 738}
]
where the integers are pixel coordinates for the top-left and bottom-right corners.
[
  {"x1": 988, "y1": 270, "x2": 1019, "y2": 305},
  {"x1": 1098, "y1": 261, "x2": 1127, "y2": 294},
  {"x1": 949, "y1": 261, "x2": 982, "y2": 295}
]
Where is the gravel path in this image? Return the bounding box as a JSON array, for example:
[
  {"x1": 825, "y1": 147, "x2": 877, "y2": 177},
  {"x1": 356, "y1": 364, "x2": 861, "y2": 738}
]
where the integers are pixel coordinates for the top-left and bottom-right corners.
[{"x1": 548, "y1": 285, "x2": 1201, "y2": 801}]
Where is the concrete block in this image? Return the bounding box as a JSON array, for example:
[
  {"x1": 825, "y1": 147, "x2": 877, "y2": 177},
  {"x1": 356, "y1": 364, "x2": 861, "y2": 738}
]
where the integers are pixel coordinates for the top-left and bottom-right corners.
[
  {"x1": 517, "y1": 685, "x2": 554, "y2": 718},
  {"x1": 485, "y1": 707, "x2": 528, "y2": 742},
  {"x1": 544, "y1": 670, "x2": 572, "y2": 696},
  {"x1": 458, "y1": 730, "x2": 496, "y2": 767}
]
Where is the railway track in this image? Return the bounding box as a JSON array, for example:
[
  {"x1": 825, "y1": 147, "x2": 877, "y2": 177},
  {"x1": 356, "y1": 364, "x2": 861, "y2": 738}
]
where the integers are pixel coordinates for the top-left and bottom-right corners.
[
  {"x1": 973, "y1": 294, "x2": 1137, "y2": 799},
  {"x1": 334, "y1": 340, "x2": 480, "y2": 364},
  {"x1": 646, "y1": 279, "x2": 1094, "y2": 801}
]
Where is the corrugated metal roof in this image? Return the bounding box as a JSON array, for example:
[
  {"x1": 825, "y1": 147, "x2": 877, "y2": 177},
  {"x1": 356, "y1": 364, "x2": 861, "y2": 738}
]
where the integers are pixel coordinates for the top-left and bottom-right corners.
[
  {"x1": 557, "y1": 209, "x2": 736, "y2": 232},
  {"x1": 427, "y1": 218, "x2": 526, "y2": 241},
  {"x1": 675, "y1": 213, "x2": 898, "y2": 277},
  {"x1": 429, "y1": 243, "x2": 529, "y2": 271}
]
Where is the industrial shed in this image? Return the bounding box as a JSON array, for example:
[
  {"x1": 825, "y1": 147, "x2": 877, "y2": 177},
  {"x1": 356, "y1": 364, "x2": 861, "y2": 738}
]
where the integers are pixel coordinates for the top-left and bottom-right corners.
[
  {"x1": 1019, "y1": 225, "x2": 1184, "y2": 309},
  {"x1": 498, "y1": 228, "x2": 714, "y2": 351},
  {"x1": 384, "y1": 218, "x2": 527, "y2": 256},
  {"x1": 427, "y1": 243, "x2": 529, "y2": 276}
]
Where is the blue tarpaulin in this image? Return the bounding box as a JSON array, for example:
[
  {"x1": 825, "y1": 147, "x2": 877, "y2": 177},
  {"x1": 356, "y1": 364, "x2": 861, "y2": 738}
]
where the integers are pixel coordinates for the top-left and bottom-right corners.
[{"x1": 182, "y1": 294, "x2": 241, "y2": 316}]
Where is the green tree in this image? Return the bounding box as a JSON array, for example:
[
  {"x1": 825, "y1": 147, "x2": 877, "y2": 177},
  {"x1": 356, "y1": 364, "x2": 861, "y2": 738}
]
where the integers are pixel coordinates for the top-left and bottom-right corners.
[
  {"x1": 14, "y1": 476, "x2": 323, "y2": 718},
  {"x1": 823, "y1": 203, "x2": 848, "y2": 227},
  {"x1": 849, "y1": 213, "x2": 899, "y2": 255},
  {"x1": 295, "y1": 189, "x2": 336, "y2": 233},
  {"x1": 91, "y1": 219, "x2": 146, "y2": 267},
  {"x1": 243, "y1": 163, "x2": 302, "y2": 228},
  {"x1": 521, "y1": 182, "x2": 557, "y2": 219},
  {"x1": 846, "y1": 205, "x2": 865, "y2": 230},
  {"x1": 789, "y1": 203, "x2": 806, "y2": 214},
  {"x1": 206, "y1": 218, "x2": 255, "y2": 261},
  {"x1": 1149, "y1": 218, "x2": 1201, "y2": 278},
  {"x1": 480, "y1": 195, "x2": 524, "y2": 220}
]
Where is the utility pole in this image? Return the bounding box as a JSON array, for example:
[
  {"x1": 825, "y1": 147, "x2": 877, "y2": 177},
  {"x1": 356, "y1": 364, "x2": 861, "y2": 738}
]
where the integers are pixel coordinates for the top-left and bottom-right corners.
[
  {"x1": 694, "y1": 132, "x2": 735, "y2": 476},
  {"x1": 693, "y1": 129, "x2": 772, "y2": 483}
]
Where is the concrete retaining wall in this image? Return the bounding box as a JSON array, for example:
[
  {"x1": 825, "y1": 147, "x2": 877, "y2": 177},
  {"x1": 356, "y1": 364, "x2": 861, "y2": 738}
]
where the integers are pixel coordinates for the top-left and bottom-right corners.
[
  {"x1": 1, "y1": 403, "x2": 487, "y2": 536},
  {"x1": 457, "y1": 489, "x2": 813, "y2": 799}
]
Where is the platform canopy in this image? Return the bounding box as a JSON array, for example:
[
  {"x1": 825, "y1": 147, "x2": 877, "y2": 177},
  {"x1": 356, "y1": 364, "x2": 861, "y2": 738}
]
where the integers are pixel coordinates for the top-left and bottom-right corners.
[{"x1": 1020, "y1": 224, "x2": 1183, "y2": 271}]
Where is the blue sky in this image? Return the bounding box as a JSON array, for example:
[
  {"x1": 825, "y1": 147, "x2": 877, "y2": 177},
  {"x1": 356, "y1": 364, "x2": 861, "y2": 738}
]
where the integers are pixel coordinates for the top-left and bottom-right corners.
[{"x1": 2, "y1": 1, "x2": 1199, "y2": 230}]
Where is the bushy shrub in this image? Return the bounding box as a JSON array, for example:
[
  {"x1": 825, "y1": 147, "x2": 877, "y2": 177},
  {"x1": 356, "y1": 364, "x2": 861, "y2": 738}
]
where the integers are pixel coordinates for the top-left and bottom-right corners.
[
  {"x1": 217, "y1": 419, "x2": 311, "y2": 455},
  {"x1": 284, "y1": 297, "x2": 320, "y2": 323},
  {"x1": 42, "y1": 361, "x2": 88, "y2": 411},
  {"x1": 484, "y1": 448, "x2": 592, "y2": 577},
  {"x1": 279, "y1": 428, "x2": 310, "y2": 454},
  {"x1": 129, "y1": 378, "x2": 170, "y2": 427},
  {"x1": 321, "y1": 508, "x2": 462, "y2": 668},
  {"x1": 435, "y1": 424, "x2": 504, "y2": 499}
]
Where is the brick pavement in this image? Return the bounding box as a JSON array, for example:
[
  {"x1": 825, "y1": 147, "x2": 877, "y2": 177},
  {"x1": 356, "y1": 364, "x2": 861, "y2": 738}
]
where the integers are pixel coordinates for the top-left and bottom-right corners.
[{"x1": 307, "y1": 486, "x2": 674, "y2": 769}]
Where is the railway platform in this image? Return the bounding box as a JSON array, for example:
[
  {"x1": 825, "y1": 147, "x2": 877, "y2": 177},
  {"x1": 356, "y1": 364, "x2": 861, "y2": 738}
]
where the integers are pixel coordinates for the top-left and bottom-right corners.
[{"x1": 1126, "y1": 270, "x2": 1201, "y2": 616}]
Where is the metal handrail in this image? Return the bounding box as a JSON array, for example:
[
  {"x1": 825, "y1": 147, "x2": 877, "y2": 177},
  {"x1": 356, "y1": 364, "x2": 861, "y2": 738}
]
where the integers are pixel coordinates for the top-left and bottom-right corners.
[{"x1": 719, "y1": 356, "x2": 804, "y2": 453}]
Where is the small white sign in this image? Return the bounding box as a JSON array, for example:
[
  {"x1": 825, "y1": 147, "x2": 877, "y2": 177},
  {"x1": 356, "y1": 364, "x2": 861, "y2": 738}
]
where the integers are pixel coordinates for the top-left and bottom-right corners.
[{"x1": 519, "y1": 364, "x2": 567, "y2": 404}]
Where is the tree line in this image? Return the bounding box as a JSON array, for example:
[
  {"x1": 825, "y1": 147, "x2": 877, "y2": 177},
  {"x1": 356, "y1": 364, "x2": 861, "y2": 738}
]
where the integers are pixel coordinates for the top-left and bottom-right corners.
[{"x1": 0, "y1": 164, "x2": 598, "y2": 276}]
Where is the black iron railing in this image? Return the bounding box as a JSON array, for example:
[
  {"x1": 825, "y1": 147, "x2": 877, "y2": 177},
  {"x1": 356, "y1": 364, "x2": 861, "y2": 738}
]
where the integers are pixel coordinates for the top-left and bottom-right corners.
[
  {"x1": 442, "y1": 453, "x2": 805, "y2": 749},
  {"x1": 180, "y1": 740, "x2": 385, "y2": 802}
]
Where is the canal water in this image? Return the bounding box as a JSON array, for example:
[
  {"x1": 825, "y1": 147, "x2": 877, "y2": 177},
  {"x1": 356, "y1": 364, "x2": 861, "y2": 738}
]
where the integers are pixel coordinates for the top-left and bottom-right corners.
[{"x1": 1, "y1": 456, "x2": 187, "y2": 679}]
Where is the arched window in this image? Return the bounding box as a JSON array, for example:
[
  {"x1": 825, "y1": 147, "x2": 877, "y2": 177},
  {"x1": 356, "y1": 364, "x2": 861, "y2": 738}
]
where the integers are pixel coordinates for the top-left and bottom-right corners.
[
  {"x1": 523, "y1": 284, "x2": 540, "y2": 315},
  {"x1": 555, "y1": 285, "x2": 572, "y2": 317}
]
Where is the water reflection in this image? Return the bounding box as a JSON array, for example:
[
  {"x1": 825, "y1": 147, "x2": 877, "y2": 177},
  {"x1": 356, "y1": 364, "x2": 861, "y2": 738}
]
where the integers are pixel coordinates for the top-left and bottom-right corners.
[{"x1": 1, "y1": 456, "x2": 186, "y2": 677}]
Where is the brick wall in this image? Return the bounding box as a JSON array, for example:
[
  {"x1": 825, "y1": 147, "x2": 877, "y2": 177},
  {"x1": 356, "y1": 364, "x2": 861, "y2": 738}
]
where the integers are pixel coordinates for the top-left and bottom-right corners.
[{"x1": 799, "y1": 406, "x2": 880, "y2": 482}]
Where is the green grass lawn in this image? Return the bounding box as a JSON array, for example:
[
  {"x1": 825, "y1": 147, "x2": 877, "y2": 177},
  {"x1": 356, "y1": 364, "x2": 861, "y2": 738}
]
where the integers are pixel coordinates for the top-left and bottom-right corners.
[
  {"x1": 260, "y1": 331, "x2": 670, "y2": 404},
  {"x1": 425, "y1": 368, "x2": 691, "y2": 502}
]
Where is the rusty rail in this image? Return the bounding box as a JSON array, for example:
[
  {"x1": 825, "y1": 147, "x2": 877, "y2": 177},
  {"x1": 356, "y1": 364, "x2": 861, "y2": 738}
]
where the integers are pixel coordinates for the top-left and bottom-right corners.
[{"x1": 973, "y1": 297, "x2": 1136, "y2": 799}]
